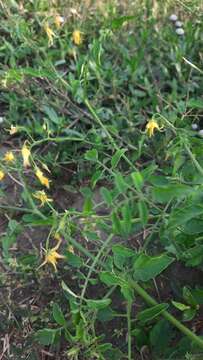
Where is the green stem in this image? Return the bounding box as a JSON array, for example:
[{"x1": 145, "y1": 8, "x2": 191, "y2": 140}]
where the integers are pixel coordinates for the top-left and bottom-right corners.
[{"x1": 127, "y1": 301, "x2": 132, "y2": 360}]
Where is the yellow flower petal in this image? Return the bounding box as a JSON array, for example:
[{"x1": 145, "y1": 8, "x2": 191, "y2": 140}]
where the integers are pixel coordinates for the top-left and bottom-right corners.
[
  {"x1": 0, "y1": 170, "x2": 5, "y2": 181},
  {"x1": 72, "y1": 30, "x2": 83, "y2": 45},
  {"x1": 44, "y1": 22, "x2": 56, "y2": 46},
  {"x1": 35, "y1": 168, "x2": 50, "y2": 189},
  {"x1": 4, "y1": 151, "x2": 15, "y2": 163},
  {"x1": 21, "y1": 142, "x2": 31, "y2": 167}
]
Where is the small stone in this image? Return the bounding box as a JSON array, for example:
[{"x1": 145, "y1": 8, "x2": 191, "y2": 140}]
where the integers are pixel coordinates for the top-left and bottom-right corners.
[
  {"x1": 191, "y1": 123, "x2": 198, "y2": 130},
  {"x1": 198, "y1": 130, "x2": 203, "y2": 137},
  {"x1": 176, "y1": 28, "x2": 184, "y2": 35},
  {"x1": 0, "y1": 116, "x2": 4, "y2": 124},
  {"x1": 169, "y1": 14, "x2": 178, "y2": 21},
  {"x1": 175, "y1": 21, "x2": 183, "y2": 27}
]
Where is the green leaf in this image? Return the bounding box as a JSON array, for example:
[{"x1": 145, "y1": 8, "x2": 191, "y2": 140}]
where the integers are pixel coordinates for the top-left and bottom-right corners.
[
  {"x1": 85, "y1": 149, "x2": 98, "y2": 161},
  {"x1": 114, "y1": 172, "x2": 128, "y2": 193},
  {"x1": 190, "y1": 288, "x2": 203, "y2": 305},
  {"x1": 183, "y1": 219, "x2": 203, "y2": 234},
  {"x1": 137, "y1": 303, "x2": 169, "y2": 324},
  {"x1": 35, "y1": 328, "x2": 59, "y2": 345},
  {"x1": 112, "y1": 244, "x2": 135, "y2": 269},
  {"x1": 131, "y1": 171, "x2": 144, "y2": 191},
  {"x1": 86, "y1": 298, "x2": 111, "y2": 310},
  {"x1": 61, "y1": 281, "x2": 78, "y2": 298},
  {"x1": 53, "y1": 303, "x2": 66, "y2": 326},
  {"x1": 99, "y1": 272, "x2": 120, "y2": 286},
  {"x1": 83, "y1": 197, "x2": 93, "y2": 214},
  {"x1": 42, "y1": 105, "x2": 60, "y2": 124},
  {"x1": 133, "y1": 253, "x2": 174, "y2": 281},
  {"x1": 171, "y1": 301, "x2": 190, "y2": 311},
  {"x1": 182, "y1": 308, "x2": 196, "y2": 322},
  {"x1": 112, "y1": 211, "x2": 122, "y2": 235},
  {"x1": 149, "y1": 319, "x2": 172, "y2": 353},
  {"x1": 97, "y1": 307, "x2": 116, "y2": 322},
  {"x1": 138, "y1": 200, "x2": 148, "y2": 225},
  {"x1": 111, "y1": 15, "x2": 136, "y2": 29},
  {"x1": 182, "y1": 286, "x2": 198, "y2": 307},
  {"x1": 121, "y1": 202, "x2": 132, "y2": 235},
  {"x1": 65, "y1": 251, "x2": 82, "y2": 268},
  {"x1": 120, "y1": 284, "x2": 134, "y2": 302},
  {"x1": 100, "y1": 187, "x2": 112, "y2": 206},
  {"x1": 168, "y1": 205, "x2": 203, "y2": 229},
  {"x1": 111, "y1": 149, "x2": 126, "y2": 169},
  {"x1": 187, "y1": 99, "x2": 203, "y2": 109},
  {"x1": 152, "y1": 184, "x2": 193, "y2": 204}
]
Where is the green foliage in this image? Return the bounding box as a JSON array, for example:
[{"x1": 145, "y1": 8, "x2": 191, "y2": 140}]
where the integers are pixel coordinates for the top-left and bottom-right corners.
[{"x1": 1, "y1": 0, "x2": 203, "y2": 359}]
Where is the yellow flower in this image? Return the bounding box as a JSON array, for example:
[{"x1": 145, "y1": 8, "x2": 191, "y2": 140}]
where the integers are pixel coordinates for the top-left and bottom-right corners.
[
  {"x1": 44, "y1": 22, "x2": 56, "y2": 46},
  {"x1": 4, "y1": 151, "x2": 15, "y2": 163},
  {"x1": 54, "y1": 14, "x2": 64, "y2": 28},
  {"x1": 145, "y1": 119, "x2": 163, "y2": 138},
  {"x1": 35, "y1": 168, "x2": 50, "y2": 189},
  {"x1": 39, "y1": 239, "x2": 65, "y2": 272},
  {"x1": 9, "y1": 125, "x2": 18, "y2": 135},
  {"x1": 0, "y1": 170, "x2": 5, "y2": 181},
  {"x1": 33, "y1": 190, "x2": 53, "y2": 207},
  {"x1": 72, "y1": 30, "x2": 83, "y2": 45},
  {"x1": 21, "y1": 142, "x2": 31, "y2": 167}
]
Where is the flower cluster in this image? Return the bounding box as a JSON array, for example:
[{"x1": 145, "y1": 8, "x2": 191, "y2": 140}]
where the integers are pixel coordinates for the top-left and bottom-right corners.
[{"x1": 43, "y1": 13, "x2": 83, "y2": 47}]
